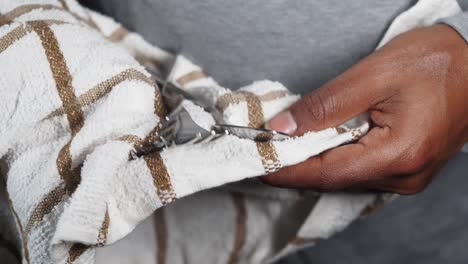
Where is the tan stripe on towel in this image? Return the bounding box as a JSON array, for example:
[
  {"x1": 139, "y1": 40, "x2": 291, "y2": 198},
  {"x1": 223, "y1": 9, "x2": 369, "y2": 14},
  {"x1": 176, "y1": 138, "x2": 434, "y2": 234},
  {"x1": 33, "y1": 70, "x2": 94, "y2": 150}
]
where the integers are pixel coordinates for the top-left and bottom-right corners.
[
  {"x1": 133, "y1": 85, "x2": 167, "y2": 157},
  {"x1": 117, "y1": 134, "x2": 145, "y2": 160},
  {"x1": 66, "y1": 208, "x2": 108, "y2": 262},
  {"x1": 256, "y1": 141, "x2": 281, "y2": 174},
  {"x1": 31, "y1": 21, "x2": 84, "y2": 135},
  {"x1": 153, "y1": 81, "x2": 167, "y2": 119},
  {"x1": 115, "y1": 82, "x2": 166, "y2": 161},
  {"x1": 6, "y1": 195, "x2": 30, "y2": 264},
  {"x1": 216, "y1": 90, "x2": 290, "y2": 112},
  {"x1": 58, "y1": 0, "x2": 69, "y2": 10},
  {"x1": 216, "y1": 91, "x2": 265, "y2": 128},
  {"x1": 25, "y1": 184, "x2": 67, "y2": 233},
  {"x1": 66, "y1": 243, "x2": 88, "y2": 264},
  {"x1": 96, "y1": 208, "x2": 110, "y2": 247},
  {"x1": 57, "y1": 0, "x2": 98, "y2": 29},
  {"x1": 241, "y1": 91, "x2": 264, "y2": 128},
  {"x1": 108, "y1": 26, "x2": 129, "y2": 42},
  {"x1": 288, "y1": 237, "x2": 320, "y2": 246},
  {"x1": 33, "y1": 21, "x2": 83, "y2": 189},
  {"x1": 176, "y1": 70, "x2": 207, "y2": 87},
  {"x1": 56, "y1": 142, "x2": 82, "y2": 192},
  {"x1": 0, "y1": 20, "x2": 67, "y2": 55},
  {"x1": 215, "y1": 93, "x2": 245, "y2": 112},
  {"x1": 0, "y1": 25, "x2": 28, "y2": 54},
  {"x1": 0, "y1": 4, "x2": 59, "y2": 26},
  {"x1": 227, "y1": 192, "x2": 247, "y2": 264},
  {"x1": 133, "y1": 74, "x2": 166, "y2": 151},
  {"x1": 144, "y1": 153, "x2": 176, "y2": 205},
  {"x1": 117, "y1": 134, "x2": 144, "y2": 145},
  {"x1": 26, "y1": 21, "x2": 84, "y2": 233},
  {"x1": 84, "y1": 14, "x2": 99, "y2": 30},
  {"x1": 154, "y1": 208, "x2": 168, "y2": 264},
  {"x1": 139, "y1": 127, "x2": 164, "y2": 155},
  {"x1": 127, "y1": 84, "x2": 167, "y2": 159},
  {"x1": 258, "y1": 90, "x2": 290, "y2": 101},
  {"x1": 57, "y1": 0, "x2": 99, "y2": 29},
  {"x1": 140, "y1": 85, "x2": 167, "y2": 152},
  {"x1": 45, "y1": 68, "x2": 155, "y2": 119},
  {"x1": 0, "y1": 3, "x2": 97, "y2": 35}
]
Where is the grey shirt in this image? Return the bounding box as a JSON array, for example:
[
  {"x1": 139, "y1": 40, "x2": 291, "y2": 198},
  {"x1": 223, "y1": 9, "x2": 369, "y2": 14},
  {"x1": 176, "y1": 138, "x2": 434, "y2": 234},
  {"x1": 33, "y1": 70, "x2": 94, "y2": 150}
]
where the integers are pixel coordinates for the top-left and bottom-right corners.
[
  {"x1": 86, "y1": 0, "x2": 413, "y2": 93},
  {"x1": 84, "y1": 0, "x2": 415, "y2": 92},
  {"x1": 87, "y1": 0, "x2": 468, "y2": 94}
]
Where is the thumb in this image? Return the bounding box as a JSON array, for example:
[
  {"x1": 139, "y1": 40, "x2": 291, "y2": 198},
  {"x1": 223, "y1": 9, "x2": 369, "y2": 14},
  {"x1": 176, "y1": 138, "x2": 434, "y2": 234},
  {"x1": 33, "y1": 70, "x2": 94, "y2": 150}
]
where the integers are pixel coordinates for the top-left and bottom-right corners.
[{"x1": 267, "y1": 64, "x2": 383, "y2": 136}]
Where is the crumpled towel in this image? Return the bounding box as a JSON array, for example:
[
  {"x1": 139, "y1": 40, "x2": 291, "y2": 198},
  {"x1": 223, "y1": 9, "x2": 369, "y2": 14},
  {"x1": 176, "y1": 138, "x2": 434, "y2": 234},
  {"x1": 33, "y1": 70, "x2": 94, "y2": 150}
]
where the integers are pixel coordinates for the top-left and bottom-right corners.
[
  {"x1": 0, "y1": 0, "x2": 463, "y2": 263},
  {"x1": 0, "y1": 1, "x2": 368, "y2": 263}
]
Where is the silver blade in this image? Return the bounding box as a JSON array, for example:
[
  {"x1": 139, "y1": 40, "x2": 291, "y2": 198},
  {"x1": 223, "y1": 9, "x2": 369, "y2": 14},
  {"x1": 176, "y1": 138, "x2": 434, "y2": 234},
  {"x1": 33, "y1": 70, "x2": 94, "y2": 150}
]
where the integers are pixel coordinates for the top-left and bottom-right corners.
[{"x1": 212, "y1": 124, "x2": 290, "y2": 142}]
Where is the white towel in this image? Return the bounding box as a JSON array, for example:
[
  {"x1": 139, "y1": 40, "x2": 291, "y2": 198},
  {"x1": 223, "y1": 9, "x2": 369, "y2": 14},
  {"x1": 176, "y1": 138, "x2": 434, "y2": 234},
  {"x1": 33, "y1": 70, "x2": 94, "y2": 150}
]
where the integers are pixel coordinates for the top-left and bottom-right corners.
[{"x1": 0, "y1": 0, "x2": 463, "y2": 263}]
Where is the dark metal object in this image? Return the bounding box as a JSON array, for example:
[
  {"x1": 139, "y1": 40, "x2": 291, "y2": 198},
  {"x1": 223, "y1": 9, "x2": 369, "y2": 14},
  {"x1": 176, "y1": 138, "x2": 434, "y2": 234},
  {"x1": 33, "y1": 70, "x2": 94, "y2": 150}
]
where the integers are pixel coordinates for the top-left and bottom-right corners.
[{"x1": 152, "y1": 73, "x2": 290, "y2": 152}]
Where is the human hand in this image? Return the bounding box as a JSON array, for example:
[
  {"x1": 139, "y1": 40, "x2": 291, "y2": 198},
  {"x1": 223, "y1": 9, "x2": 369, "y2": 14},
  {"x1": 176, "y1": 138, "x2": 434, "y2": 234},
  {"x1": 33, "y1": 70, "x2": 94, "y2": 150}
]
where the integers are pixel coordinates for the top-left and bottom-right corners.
[{"x1": 264, "y1": 25, "x2": 468, "y2": 194}]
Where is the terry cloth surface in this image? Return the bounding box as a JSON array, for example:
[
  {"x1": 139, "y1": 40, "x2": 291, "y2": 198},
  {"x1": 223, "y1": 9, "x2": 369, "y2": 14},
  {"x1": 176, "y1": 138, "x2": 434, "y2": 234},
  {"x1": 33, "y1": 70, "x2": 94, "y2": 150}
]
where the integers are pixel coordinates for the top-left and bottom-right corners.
[{"x1": 0, "y1": 0, "x2": 465, "y2": 263}]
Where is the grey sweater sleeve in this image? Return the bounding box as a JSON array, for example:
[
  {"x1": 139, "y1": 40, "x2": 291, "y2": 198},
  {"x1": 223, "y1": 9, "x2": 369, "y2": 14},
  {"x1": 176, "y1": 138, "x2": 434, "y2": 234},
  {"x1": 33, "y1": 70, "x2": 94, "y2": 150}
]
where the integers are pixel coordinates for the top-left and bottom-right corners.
[
  {"x1": 439, "y1": 1, "x2": 468, "y2": 153},
  {"x1": 439, "y1": 0, "x2": 468, "y2": 42}
]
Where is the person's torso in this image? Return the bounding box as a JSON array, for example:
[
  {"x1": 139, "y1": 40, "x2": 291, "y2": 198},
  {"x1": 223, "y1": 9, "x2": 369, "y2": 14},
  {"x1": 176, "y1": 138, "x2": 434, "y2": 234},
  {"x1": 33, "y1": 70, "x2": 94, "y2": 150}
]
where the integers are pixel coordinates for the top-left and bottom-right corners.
[{"x1": 88, "y1": 0, "x2": 415, "y2": 93}]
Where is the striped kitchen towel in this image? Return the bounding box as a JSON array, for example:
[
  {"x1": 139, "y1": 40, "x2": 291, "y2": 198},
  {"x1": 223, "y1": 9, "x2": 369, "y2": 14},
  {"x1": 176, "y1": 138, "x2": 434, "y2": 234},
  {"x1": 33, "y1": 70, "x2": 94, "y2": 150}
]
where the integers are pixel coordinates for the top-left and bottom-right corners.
[{"x1": 0, "y1": 0, "x2": 463, "y2": 263}]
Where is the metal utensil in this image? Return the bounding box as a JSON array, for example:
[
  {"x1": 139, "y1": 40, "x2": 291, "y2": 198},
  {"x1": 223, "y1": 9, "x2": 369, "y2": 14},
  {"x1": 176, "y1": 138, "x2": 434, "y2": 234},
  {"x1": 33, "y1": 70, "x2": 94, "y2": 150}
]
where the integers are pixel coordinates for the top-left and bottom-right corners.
[
  {"x1": 159, "y1": 103, "x2": 213, "y2": 145},
  {"x1": 212, "y1": 124, "x2": 290, "y2": 142},
  {"x1": 151, "y1": 74, "x2": 290, "y2": 151}
]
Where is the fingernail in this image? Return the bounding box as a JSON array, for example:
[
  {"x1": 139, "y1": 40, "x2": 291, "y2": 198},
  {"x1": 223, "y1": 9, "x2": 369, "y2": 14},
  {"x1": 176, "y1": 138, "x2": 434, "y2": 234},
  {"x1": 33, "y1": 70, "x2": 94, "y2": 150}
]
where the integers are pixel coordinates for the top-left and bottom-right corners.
[{"x1": 267, "y1": 111, "x2": 297, "y2": 135}]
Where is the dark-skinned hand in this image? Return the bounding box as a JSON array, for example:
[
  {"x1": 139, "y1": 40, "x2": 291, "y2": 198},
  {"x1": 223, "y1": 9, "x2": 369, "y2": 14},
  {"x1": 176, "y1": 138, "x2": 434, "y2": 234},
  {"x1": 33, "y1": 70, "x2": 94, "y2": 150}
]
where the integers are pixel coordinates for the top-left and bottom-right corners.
[{"x1": 264, "y1": 25, "x2": 468, "y2": 195}]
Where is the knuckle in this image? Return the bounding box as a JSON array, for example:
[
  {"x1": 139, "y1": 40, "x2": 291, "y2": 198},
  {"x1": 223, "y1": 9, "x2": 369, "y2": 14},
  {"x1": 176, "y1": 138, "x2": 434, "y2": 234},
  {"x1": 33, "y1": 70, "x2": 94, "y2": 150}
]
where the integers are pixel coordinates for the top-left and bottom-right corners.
[
  {"x1": 396, "y1": 143, "x2": 433, "y2": 175},
  {"x1": 303, "y1": 95, "x2": 326, "y2": 125},
  {"x1": 298, "y1": 90, "x2": 335, "y2": 129}
]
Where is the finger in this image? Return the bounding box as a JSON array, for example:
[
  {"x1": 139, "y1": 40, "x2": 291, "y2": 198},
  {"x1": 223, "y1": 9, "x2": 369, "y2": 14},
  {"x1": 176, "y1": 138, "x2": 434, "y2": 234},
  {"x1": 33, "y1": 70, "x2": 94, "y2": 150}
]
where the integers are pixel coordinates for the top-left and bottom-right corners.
[
  {"x1": 262, "y1": 126, "x2": 398, "y2": 190},
  {"x1": 267, "y1": 56, "x2": 387, "y2": 136}
]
